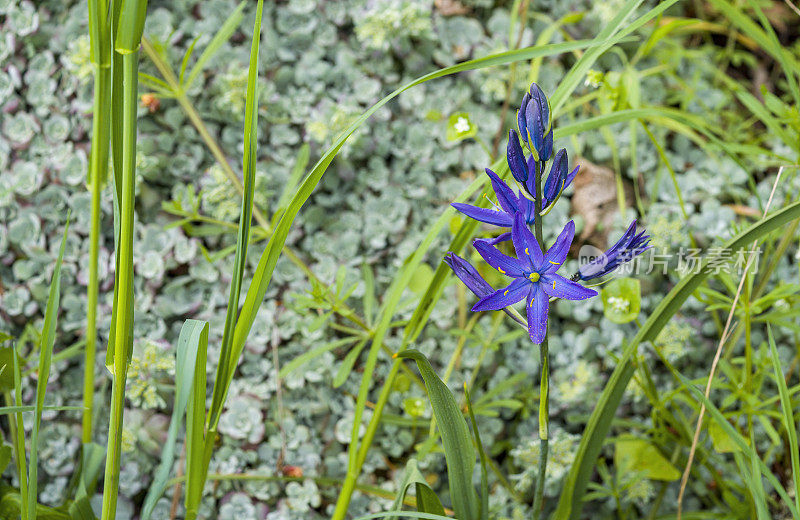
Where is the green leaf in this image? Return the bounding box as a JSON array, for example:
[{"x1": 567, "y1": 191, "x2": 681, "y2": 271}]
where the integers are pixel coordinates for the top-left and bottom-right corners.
[
  {"x1": 0, "y1": 345, "x2": 22, "y2": 393},
  {"x1": 408, "y1": 263, "x2": 434, "y2": 294},
  {"x1": 183, "y1": 1, "x2": 246, "y2": 89},
  {"x1": 767, "y1": 326, "x2": 800, "y2": 513},
  {"x1": 141, "y1": 319, "x2": 209, "y2": 520},
  {"x1": 27, "y1": 216, "x2": 69, "y2": 518},
  {"x1": 184, "y1": 320, "x2": 211, "y2": 520},
  {"x1": 206, "y1": 0, "x2": 266, "y2": 452},
  {"x1": 0, "y1": 445, "x2": 12, "y2": 476},
  {"x1": 614, "y1": 436, "x2": 680, "y2": 481},
  {"x1": 389, "y1": 458, "x2": 445, "y2": 520},
  {"x1": 446, "y1": 112, "x2": 477, "y2": 142},
  {"x1": 557, "y1": 198, "x2": 800, "y2": 519},
  {"x1": 600, "y1": 278, "x2": 641, "y2": 324},
  {"x1": 709, "y1": 420, "x2": 743, "y2": 453},
  {"x1": 396, "y1": 349, "x2": 479, "y2": 520},
  {"x1": 68, "y1": 443, "x2": 105, "y2": 520},
  {"x1": 463, "y1": 385, "x2": 489, "y2": 520},
  {"x1": 273, "y1": 143, "x2": 311, "y2": 223},
  {"x1": 333, "y1": 337, "x2": 368, "y2": 388},
  {"x1": 402, "y1": 397, "x2": 427, "y2": 418}
]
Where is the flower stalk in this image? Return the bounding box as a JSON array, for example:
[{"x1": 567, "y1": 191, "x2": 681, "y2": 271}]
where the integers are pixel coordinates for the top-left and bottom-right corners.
[{"x1": 85, "y1": 0, "x2": 112, "y2": 445}]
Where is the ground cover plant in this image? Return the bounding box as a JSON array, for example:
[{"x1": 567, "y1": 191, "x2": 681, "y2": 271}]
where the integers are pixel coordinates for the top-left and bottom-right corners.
[{"x1": 0, "y1": 0, "x2": 799, "y2": 519}]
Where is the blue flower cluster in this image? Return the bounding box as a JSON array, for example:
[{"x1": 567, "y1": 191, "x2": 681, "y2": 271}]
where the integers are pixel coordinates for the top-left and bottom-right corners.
[{"x1": 446, "y1": 83, "x2": 650, "y2": 344}]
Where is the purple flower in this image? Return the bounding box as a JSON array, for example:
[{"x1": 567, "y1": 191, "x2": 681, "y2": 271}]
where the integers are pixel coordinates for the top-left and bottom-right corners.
[
  {"x1": 443, "y1": 252, "x2": 527, "y2": 327},
  {"x1": 451, "y1": 168, "x2": 536, "y2": 244},
  {"x1": 518, "y1": 83, "x2": 554, "y2": 162},
  {"x1": 578, "y1": 220, "x2": 651, "y2": 281},
  {"x1": 507, "y1": 129, "x2": 535, "y2": 185},
  {"x1": 542, "y1": 148, "x2": 579, "y2": 208},
  {"x1": 443, "y1": 252, "x2": 494, "y2": 298},
  {"x1": 472, "y1": 214, "x2": 597, "y2": 344}
]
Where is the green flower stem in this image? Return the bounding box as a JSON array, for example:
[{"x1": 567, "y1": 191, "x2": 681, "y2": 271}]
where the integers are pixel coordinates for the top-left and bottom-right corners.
[
  {"x1": 532, "y1": 159, "x2": 550, "y2": 518},
  {"x1": 101, "y1": 50, "x2": 139, "y2": 520},
  {"x1": 84, "y1": 61, "x2": 111, "y2": 445},
  {"x1": 139, "y1": 38, "x2": 369, "y2": 332}
]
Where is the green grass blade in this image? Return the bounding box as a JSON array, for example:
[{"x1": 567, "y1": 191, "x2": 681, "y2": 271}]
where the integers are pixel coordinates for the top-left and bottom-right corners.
[
  {"x1": 184, "y1": 0, "x2": 246, "y2": 89},
  {"x1": 68, "y1": 443, "x2": 105, "y2": 520},
  {"x1": 389, "y1": 458, "x2": 445, "y2": 519},
  {"x1": 206, "y1": 0, "x2": 264, "y2": 436},
  {"x1": 556, "y1": 199, "x2": 800, "y2": 519},
  {"x1": 278, "y1": 336, "x2": 359, "y2": 378},
  {"x1": 396, "y1": 349, "x2": 479, "y2": 520},
  {"x1": 184, "y1": 320, "x2": 210, "y2": 520},
  {"x1": 272, "y1": 143, "x2": 311, "y2": 223},
  {"x1": 0, "y1": 405, "x2": 84, "y2": 415},
  {"x1": 464, "y1": 384, "x2": 489, "y2": 520},
  {"x1": 352, "y1": 509, "x2": 455, "y2": 520},
  {"x1": 141, "y1": 320, "x2": 209, "y2": 520},
  {"x1": 27, "y1": 217, "x2": 70, "y2": 519},
  {"x1": 11, "y1": 342, "x2": 28, "y2": 520},
  {"x1": 768, "y1": 326, "x2": 800, "y2": 514}
]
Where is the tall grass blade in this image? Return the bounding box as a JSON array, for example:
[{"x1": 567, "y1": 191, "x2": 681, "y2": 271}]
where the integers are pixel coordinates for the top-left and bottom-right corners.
[
  {"x1": 68, "y1": 443, "x2": 105, "y2": 520},
  {"x1": 389, "y1": 458, "x2": 445, "y2": 519},
  {"x1": 767, "y1": 326, "x2": 800, "y2": 514},
  {"x1": 556, "y1": 200, "x2": 800, "y2": 519},
  {"x1": 11, "y1": 338, "x2": 28, "y2": 519},
  {"x1": 204, "y1": 0, "x2": 264, "y2": 450},
  {"x1": 141, "y1": 320, "x2": 209, "y2": 520},
  {"x1": 464, "y1": 384, "x2": 489, "y2": 520},
  {"x1": 182, "y1": 321, "x2": 210, "y2": 520},
  {"x1": 27, "y1": 217, "x2": 70, "y2": 518},
  {"x1": 396, "y1": 349, "x2": 479, "y2": 520},
  {"x1": 183, "y1": 0, "x2": 246, "y2": 89}
]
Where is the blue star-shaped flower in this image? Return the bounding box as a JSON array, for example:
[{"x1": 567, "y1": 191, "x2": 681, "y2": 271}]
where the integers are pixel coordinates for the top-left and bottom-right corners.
[
  {"x1": 471, "y1": 214, "x2": 597, "y2": 343},
  {"x1": 578, "y1": 220, "x2": 651, "y2": 280}
]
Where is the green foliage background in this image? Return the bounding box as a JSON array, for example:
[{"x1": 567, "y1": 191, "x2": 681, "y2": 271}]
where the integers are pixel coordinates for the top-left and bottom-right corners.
[{"x1": 1, "y1": 0, "x2": 799, "y2": 518}]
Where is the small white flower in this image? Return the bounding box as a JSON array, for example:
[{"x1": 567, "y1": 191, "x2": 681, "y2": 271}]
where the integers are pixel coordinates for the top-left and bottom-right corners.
[
  {"x1": 608, "y1": 296, "x2": 630, "y2": 313},
  {"x1": 454, "y1": 116, "x2": 471, "y2": 134}
]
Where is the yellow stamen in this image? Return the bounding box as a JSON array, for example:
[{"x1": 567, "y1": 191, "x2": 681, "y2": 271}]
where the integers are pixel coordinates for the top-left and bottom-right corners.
[
  {"x1": 530, "y1": 297, "x2": 535, "y2": 306},
  {"x1": 504, "y1": 290, "x2": 508, "y2": 296},
  {"x1": 548, "y1": 260, "x2": 559, "y2": 265},
  {"x1": 553, "y1": 281, "x2": 556, "y2": 290},
  {"x1": 525, "y1": 248, "x2": 529, "y2": 255},
  {"x1": 498, "y1": 268, "x2": 506, "y2": 274}
]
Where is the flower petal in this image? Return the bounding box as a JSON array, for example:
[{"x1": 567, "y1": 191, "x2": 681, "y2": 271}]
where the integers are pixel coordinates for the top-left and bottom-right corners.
[
  {"x1": 564, "y1": 165, "x2": 580, "y2": 190},
  {"x1": 512, "y1": 213, "x2": 543, "y2": 270},
  {"x1": 485, "y1": 168, "x2": 519, "y2": 215},
  {"x1": 472, "y1": 277, "x2": 529, "y2": 311},
  {"x1": 451, "y1": 203, "x2": 513, "y2": 227},
  {"x1": 526, "y1": 283, "x2": 548, "y2": 344},
  {"x1": 443, "y1": 252, "x2": 493, "y2": 299},
  {"x1": 541, "y1": 273, "x2": 597, "y2": 300},
  {"x1": 543, "y1": 220, "x2": 575, "y2": 273},
  {"x1": 506, "y1": 130, "x2": 528, "y2": 184},
  {"x1": 474, "y1": 239, "x2": 525, "y2": 277},
  {"x1": 474, "y1": 232, "x2": 511, "y2": 246}
]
